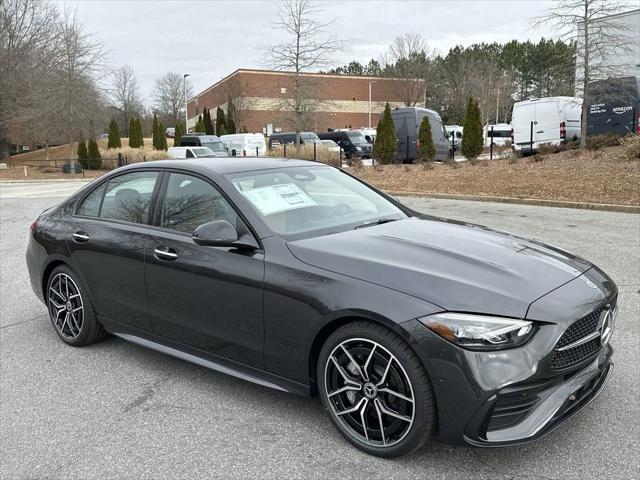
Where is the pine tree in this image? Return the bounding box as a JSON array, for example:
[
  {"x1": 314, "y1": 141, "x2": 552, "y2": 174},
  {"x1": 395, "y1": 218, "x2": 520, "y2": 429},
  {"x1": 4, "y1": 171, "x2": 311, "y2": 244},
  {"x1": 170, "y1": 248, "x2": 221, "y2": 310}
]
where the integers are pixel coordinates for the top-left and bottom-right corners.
[
  {"x1": 418, "y1": 116, "x2": 436, "y2": 162},
  {"x1": 107, "y1": 118, "x2": 121, "y2": 149},
  {"x1": 174, "y1": 122, "x2": 184, "y2": 146},
  {"x1": 226, "y1": 98, "x2": 236, "y2": 134},
  {"x1": 374, "y1": 103, "x2": 397, "y2": 164},
  {"x1": 135, "y1": 118, "x2": 144, "y2": 148},
  {"x1": 461, "y1": 97, "x2": 483, "y2": 161},
  {"x1": 129, "y1": 117, "x2": 142, "y2": 148},
  {"x1": 152, "y1": 114, "x2": 162, "y2": 150},
  {"x1": 216, "y1": 107, "x2": 226, "y2": 136},
  {"x1": 87, "y1": 139, "x2": 102, "y2": 169},
  {"x1": 77, "y1": 138, "x2": 88, "y2": 169},
  {"x1": 203, "y1": 107, "x2": 214, "y2": 135}
]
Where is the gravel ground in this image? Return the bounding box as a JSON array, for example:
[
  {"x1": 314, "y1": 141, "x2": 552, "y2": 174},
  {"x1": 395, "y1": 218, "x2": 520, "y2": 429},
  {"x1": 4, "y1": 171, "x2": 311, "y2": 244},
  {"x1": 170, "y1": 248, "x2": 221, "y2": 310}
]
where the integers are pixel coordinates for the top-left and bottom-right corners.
[{"x1": 1, "y1": 185, "x2": 639, "y2": 480}]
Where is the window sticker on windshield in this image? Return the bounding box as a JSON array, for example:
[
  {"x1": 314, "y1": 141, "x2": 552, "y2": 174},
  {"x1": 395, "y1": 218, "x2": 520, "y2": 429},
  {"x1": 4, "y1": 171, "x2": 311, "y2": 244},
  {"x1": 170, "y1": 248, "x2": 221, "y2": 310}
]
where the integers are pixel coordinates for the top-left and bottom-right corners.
[{"x1": 240, "y1": 183, "x2": 317, "y2": 215}]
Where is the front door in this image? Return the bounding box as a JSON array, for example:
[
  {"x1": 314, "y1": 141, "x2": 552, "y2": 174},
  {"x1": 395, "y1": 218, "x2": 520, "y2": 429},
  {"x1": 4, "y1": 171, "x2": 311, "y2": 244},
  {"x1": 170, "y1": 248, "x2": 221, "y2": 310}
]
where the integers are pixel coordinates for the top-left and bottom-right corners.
[
  {"x1": 145, "y1": 172, "x2": 264, "y2": 368},
  {"x1": 67, "y1": 170, "x2": 161, "y2": 331}
]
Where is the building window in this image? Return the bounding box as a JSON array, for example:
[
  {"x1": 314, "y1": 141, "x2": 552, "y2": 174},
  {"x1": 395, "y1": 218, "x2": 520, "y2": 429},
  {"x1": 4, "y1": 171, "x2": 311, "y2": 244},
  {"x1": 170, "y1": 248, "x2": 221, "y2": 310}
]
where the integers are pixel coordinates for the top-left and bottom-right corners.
[{"x1": 280, "y1": 87, "x2": 287, "y2": 94}]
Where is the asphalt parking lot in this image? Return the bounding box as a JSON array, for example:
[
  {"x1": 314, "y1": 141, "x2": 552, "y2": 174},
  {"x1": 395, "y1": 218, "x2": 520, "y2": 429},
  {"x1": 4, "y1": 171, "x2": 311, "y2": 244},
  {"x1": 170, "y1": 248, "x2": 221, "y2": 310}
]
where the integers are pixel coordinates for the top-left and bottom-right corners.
[{"x1": 1, "y1": 181, "x2": 639, "y2": 480}]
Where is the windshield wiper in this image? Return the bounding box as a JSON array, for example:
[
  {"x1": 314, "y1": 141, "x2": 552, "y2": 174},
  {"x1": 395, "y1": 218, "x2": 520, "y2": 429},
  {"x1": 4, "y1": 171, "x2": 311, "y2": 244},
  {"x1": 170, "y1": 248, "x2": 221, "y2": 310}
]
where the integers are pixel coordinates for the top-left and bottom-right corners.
[{"x1": 354, "y1": 217, "x2": 399, "y2": 230}]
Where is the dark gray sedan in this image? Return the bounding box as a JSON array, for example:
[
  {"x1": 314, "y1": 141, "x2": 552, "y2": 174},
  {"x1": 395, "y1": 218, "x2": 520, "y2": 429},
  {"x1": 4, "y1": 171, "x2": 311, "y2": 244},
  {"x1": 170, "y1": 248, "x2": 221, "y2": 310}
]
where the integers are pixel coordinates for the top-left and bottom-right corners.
[{"x1": 26, "y1": 158, "x2": 617, "y2": 457}]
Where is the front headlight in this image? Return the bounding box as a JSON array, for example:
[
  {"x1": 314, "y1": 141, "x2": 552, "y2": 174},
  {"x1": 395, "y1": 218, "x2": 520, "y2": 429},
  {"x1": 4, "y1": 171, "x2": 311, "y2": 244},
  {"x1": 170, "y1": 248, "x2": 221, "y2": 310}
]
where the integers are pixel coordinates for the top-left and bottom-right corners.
[
  {"x1": 418, "y1": 313, "x2": 534, "y2": 350},
  {"x1": 356, "y1": 146, "x2": 362, "y2": 151}
]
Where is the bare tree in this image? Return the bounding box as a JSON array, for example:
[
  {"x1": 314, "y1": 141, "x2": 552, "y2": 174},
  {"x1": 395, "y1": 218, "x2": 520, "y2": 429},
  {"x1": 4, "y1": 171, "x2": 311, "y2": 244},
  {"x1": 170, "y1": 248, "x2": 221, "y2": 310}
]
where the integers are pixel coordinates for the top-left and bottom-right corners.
[
  {"x1": 536, "y1": 0, "x2": 632, "y2": 147},
  {"x1": 109, "y1": 65, "x2": 142, "y2": 136},
  {"x1": 264, "y1": 0, "x2": 342, "y2": 146},
  {"x1": 153, "y1": 71, "x2": 193, "y2": 127},
  {"x1": 0, "y1": 0, "x2": 61, "y2": 159},
  {"x1": 384, "y1": 34, "x2": 433, "y2": 107},
  {"x1": 54, "y1": 7, "x2": 106, "y2": 166}
]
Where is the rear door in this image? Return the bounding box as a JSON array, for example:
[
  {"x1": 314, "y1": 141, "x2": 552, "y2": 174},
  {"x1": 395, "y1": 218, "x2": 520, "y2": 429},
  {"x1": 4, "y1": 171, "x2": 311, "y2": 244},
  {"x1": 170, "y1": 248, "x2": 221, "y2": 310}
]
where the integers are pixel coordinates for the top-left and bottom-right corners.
[
  {"x1": 534, "y1": 100, "x2": 560, "y2": 144},
  {"x1": 68, "y1": 170, "x2": 162, "y2": 331},
  {"x1": 144, "y1": 171, "x2": 265, "y2": 368}
]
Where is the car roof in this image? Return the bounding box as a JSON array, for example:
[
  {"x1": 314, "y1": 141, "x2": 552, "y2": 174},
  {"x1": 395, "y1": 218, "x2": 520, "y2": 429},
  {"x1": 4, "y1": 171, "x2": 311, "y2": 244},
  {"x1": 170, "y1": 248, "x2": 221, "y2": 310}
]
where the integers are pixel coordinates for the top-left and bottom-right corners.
[{"x1": 117, "y1": 157, "x2": 325, "y2": 176}]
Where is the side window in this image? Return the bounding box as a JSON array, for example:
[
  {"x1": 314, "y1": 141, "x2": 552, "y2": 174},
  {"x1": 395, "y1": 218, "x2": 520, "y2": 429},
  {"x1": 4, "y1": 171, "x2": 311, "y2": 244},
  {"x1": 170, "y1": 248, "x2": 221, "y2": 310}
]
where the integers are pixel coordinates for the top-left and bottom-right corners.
[
  {"x1": 186, "y1": 149, "x2": 195, "y2": 158},
  {"x1": 161, "y1": 173, "x2": 238, "y2": 234},
  {"x1": 100, "y1": 171, "x2": 159, "y2": 224},
  {"x1": 77, "y1": 183, "x2": 107, "y2": 217}
]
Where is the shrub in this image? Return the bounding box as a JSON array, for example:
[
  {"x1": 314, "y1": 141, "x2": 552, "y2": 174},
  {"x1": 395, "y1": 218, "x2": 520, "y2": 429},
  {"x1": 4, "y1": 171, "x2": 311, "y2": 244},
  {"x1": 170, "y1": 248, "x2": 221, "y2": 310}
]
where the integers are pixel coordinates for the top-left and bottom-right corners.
[
  {"x1": 203, "y1": 107, "x2": 214, "y2": 135},
  {"x1": 174, "y1": 122, "x2": 184, "y2": 146},
  {"x1": 417, "y1": 116, "x2": 436, "y2": 162},
  {"x1": 620, "y1": 134, "x2": 640, "y2": 161},
  {"x1": 129, "y1": 118, "x2": 143, "y2": 148},
  {"x1": 586, "y1": 133, "x2": 622, "y2": 150},
  {"x1": 461, "y1": 97, "x2": 483, "y2": 160},
  {"x1": 107, "y1": 118, "x2": 121, "y2": 149},
  {"x1": 216, "y1": 107, "x2": 226, "y2": 136},
  {"x1": 373, "y1": 103, "x2": 397, "y2": 164},
  {"x1": 226, "y1": 98, "x2": 237, "y2": 134},
  {"x1": 77, "y1": 139, "x2": 88, "y2": 169},
  {"x1": 87, "y1": 139, "x2": 102, "y2": 169}
]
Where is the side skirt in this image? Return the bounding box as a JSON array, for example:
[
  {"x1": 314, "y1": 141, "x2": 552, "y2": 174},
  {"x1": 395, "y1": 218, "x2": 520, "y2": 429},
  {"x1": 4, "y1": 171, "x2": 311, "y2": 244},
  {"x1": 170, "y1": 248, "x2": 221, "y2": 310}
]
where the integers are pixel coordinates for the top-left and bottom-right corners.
[{"x1": 102, "y1": 318, "x2": 311, "y2": 396}]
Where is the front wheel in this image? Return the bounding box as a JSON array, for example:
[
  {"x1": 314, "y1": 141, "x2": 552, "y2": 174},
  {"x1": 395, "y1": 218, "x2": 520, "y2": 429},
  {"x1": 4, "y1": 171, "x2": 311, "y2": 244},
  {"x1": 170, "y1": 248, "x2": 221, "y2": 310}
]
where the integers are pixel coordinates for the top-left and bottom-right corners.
[{"x1": 317, "y1": 321, "x2": 435, "y2": 457}]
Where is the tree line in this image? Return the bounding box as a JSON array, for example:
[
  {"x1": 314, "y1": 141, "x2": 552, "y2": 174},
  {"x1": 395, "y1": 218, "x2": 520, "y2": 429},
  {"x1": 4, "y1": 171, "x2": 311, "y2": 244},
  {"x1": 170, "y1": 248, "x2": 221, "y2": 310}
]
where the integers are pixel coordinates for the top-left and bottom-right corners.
[{"x1": 328, "y1": 36, "x2": 576, "y2": 125}]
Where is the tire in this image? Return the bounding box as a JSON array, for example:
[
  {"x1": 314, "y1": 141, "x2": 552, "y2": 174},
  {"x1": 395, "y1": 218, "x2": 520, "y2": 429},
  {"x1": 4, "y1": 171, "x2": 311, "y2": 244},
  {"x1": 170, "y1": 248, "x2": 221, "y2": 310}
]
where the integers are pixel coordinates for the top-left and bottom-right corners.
[
  {"x1": 45, "y1": 265, "x2": 107, "y2": 347},
  {"x1": 317, "y1": 321, "x2": 435, "y2": 458}
]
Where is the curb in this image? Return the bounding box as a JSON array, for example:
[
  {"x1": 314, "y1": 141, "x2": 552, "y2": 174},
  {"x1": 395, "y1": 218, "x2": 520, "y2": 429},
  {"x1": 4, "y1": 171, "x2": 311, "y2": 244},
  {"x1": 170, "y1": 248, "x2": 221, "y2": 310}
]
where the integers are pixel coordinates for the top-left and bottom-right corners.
[
  {"x1": 386, "y1": 191, "x2": 640, "y2": 214},
  {"x1": 0, "y1": 178, "x2": 93, "y2": 184}
]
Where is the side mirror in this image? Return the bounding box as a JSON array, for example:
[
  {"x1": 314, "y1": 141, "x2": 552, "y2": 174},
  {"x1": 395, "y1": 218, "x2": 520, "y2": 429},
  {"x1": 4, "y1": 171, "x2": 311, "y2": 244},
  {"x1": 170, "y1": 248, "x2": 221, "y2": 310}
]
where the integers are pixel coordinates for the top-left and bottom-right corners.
[{"x1": 192, "y1": 220, "x2": 258, "y2": 250}]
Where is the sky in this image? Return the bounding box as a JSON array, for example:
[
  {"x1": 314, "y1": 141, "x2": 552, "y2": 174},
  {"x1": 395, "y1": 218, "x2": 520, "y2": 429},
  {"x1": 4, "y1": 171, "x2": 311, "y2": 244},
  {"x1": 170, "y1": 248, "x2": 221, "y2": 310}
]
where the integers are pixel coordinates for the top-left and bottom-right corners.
[{"x1": 62, "y1": 0, "x2": 558, "y2": 103}]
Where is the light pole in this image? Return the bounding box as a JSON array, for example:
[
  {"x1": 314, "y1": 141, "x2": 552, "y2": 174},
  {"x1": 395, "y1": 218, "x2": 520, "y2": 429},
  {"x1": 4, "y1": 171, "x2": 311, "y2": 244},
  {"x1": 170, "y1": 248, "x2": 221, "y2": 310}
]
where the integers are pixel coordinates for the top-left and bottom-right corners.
[
  {"x1": 368, "y1": 80, "x2": 375, "y2": 128},
  {"x1": 183, "y1": 73, "x2": 190, "y2": 132}
]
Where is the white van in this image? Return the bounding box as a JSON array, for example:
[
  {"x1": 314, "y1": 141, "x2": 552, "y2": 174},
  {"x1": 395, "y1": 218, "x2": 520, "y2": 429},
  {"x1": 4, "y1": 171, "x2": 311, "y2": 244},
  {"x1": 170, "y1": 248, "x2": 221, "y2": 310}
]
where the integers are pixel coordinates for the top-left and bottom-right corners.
[
  {"x1": 167, "y1": 146, "x2": 217, "y2": 159},
  {"x1": 484, "y1": 123, "x2": 512, "y2": 147},
  {"x1": 511, "y1": 97, "x2": 582, "y2": 152},
  {"x1": 220, "y1": 133, "x2": 267, "y2": 157}
]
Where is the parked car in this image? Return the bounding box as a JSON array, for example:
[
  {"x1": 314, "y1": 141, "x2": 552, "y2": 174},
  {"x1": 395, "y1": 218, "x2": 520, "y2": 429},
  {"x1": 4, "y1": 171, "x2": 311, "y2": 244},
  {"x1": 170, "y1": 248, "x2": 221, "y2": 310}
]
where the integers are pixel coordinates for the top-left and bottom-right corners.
[
  {"x1": 268, "y1": 132, "x2": 320, "y2": 148},
  {"x1": 317, "y1": 131, "x2": 373, "y2": 159},
  {"x1": 167, "y1": 146, "x2": 216, "y2": 159},
  {"x1": 165, "y1": 127, "x2": 176, "y2": 138},
  {"x1": 587, "y1": 76, "x2": 640, "y2": 136},
  {"x1": 445, "y1": 125, "x2": 463, "y2": 151},
  {"x1": 220, "y1": 133, "x2": 267, "y2": 157},
  {"x1": 390, "y1": 107, "x2": 451, "y2": 162},
  {"x1": 179, "y1": 134, "x2": 227, "y2": 157},
  {"x1": 320, "y1": 139, "x2": 341, "y2": 153},
  {"x1": 511, "y1": 97, "x2": 582, "y2": 153},
  {"x1": 337, "y1": 128, "x2": 377, "y2": 144},
  {"x1": 483, "y1": 123, "x2": 512, "y2": 148},
  {"x1": 28, "y1": 157, "x2": 617, "y2": 458}
]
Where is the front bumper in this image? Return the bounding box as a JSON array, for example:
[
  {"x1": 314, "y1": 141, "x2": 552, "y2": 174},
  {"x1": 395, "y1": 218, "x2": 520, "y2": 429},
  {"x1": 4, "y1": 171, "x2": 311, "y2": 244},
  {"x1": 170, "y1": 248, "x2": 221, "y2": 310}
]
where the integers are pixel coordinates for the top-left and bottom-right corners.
[{"x1": 403, "y1": 318, "x2": 614, "y2": 447}]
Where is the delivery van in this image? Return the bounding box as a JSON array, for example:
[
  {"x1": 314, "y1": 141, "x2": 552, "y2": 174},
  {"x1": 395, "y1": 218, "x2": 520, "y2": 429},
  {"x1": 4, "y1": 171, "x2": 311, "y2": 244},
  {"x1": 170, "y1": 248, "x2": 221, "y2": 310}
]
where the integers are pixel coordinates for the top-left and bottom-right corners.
[{"x1": 220, "y1": 133, "x2": 267, "y2": 157}]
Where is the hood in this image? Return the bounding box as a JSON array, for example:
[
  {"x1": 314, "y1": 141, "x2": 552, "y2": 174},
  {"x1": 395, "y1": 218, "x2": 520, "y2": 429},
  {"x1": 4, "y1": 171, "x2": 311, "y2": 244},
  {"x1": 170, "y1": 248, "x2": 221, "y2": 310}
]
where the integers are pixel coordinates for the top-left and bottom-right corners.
[{"x1": 287, "y1": 217, "x2": 592, "y2": 319}]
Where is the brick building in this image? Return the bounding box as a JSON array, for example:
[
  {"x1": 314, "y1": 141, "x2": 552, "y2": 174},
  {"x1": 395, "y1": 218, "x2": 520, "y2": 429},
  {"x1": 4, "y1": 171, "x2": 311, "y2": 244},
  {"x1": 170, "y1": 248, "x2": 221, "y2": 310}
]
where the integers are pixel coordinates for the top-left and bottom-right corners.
[{"x1": 187, "y1": 69, "x2": 424, "y2": 134}]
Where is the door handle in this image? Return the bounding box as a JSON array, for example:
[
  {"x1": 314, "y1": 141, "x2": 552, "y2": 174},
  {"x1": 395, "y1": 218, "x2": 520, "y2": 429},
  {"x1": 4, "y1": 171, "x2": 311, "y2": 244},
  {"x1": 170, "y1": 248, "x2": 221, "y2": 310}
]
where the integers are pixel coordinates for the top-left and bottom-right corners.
[
  {"x1": 154, "y1": 246, "x2": 178, "y2": 261},
  {"x1": 72, "y1": 231, "x2": 90, "y2": 243}
]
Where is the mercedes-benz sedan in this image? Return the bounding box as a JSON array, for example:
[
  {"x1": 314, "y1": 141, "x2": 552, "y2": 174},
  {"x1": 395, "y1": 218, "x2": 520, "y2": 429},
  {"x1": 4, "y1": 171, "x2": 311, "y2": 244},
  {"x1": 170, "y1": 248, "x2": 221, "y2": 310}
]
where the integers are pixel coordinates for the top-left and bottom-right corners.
[{"x1": 26, "y1": 158, "x2": 617, "y2": 457}]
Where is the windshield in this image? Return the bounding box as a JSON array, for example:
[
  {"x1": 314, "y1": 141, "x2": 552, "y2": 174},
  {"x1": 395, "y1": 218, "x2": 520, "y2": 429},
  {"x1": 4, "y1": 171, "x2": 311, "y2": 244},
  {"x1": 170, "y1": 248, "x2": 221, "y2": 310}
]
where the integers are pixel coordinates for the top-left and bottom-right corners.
[
  {"x1": 190, "y1": 147, "x2": 216, "y2": 157},
  {"x1": 202, "y1": 141, "x2": 226, "y2": 152},
  {"x1": 226, "y1": 166, "x2": 406, "y2": 239},
  {"x1": 300, "y1": 133, "x2": 321, "y2": 143},
  {"x1": 346, "y1": 132, "x2": 369, "y2": 145}
]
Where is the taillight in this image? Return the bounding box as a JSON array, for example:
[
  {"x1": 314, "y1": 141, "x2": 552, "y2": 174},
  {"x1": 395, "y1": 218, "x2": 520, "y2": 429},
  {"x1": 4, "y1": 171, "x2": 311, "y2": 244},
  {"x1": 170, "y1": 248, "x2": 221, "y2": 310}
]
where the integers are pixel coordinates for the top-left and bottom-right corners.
[
  {"x1": 243, "y1": 150, "x2": 246, "y2": 157},
  {"x1": 637, "y1": 113, "x2": 640, "y2": 134},
  {"x1": 560, "y1": 121, "x2": 566, "y2": 139},
  {"x1": 30, "y1": 220, "x2": 38, "y2": 233},
  {"x1": 510, "y1": 128, "x2": 514, "y2": 143}
]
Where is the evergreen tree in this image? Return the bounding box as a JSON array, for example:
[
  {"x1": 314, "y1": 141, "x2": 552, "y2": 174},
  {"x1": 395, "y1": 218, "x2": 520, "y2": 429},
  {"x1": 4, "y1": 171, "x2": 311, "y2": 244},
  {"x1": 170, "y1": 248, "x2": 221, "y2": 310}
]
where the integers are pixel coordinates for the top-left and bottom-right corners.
[
  {"x1": 226, "y1": 98, "x2": 236, "y2": 134},
  {"x1": 152, "y1": 114, "x2": 162, "y2": 150},
  {"x1": 418, "y1": 116, "x2": 436, "y2": 162},
  {"x1": 174, "y1": 122, "x2": 184, "y2": 146},
  {"x1": 373, "y1": 103, "x2": 397, "y2": 164},
  {"x1": 203, "y1": 107, "x2": 214, "y2": 135},
  {"x1": 461, "y1": 97, "x2": 483, "y2": 160},
  {"x1": 136, "y1": 118, "x2": 144, "y2": 147},
  {"x1": 77, "y1": 138, "x2": 88, "y2": 169},
  {"x1": 216, "y1": 107, "x2": 226, "y2": 135},
  {"x1": 158, "y1": 120, "x2": 168, "y2": 150},
  {"x1": 128, "y1": 118, "x2": 136, "y2": 147},
  {"x1": 87, "y1": 139, "x2": 102, "y2": 169},
  {"x1": 107, "y1": 118, "x2": 121, "y2": 149}
]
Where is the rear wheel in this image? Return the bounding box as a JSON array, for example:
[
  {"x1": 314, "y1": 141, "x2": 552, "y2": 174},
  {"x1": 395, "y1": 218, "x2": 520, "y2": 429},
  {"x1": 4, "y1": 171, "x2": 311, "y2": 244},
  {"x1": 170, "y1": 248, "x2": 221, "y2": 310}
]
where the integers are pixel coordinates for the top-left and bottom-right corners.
[
  {"x1": 46, "y1": 265, "x2": 107, "y2": 346},
  {"x1": 318, "y1": 321, "x2": 435, "y2": 457}
]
